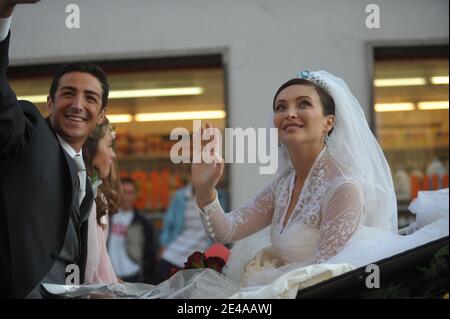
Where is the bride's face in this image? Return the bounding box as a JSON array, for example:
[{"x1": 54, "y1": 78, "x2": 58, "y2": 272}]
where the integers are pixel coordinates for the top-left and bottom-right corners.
[
  {"x1": 273, "y1": 84, "x2": 332, "y2": 147},
  {"x1": 92, "y1": 129, "x2": 116, "y2": 179}
]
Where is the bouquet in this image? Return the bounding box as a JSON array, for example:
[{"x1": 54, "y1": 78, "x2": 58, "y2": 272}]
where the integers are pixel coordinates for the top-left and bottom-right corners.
[{"x1": 171, "y1": 251, "x2": 226, "y2": 277}]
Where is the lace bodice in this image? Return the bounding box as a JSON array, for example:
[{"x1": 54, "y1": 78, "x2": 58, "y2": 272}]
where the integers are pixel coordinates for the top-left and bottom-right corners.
[{"x1": 197, "y1": 147, "x2": 364, "y2": 266}]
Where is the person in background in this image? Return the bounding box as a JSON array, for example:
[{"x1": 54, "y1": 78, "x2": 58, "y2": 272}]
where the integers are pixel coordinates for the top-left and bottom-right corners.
[
  {"x1": 83, "y1": 117, "x2": 120, "y2": 284},
  {"x1": 108, "y1": 177, "x2": 158, "y2": 284},
  {"x1": 157, "y1": 182, "x2": 228, "y2": 282}
]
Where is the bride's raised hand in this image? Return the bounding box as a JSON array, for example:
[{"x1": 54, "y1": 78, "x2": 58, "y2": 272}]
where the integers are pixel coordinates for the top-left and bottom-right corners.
[{"x1": 191, "y1": 122, "x2": 224, "y2": 207}]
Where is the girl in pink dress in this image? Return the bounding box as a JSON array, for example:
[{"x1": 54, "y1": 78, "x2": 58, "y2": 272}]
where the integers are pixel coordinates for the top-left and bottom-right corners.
[{"x1": 83, "y1": 117, "x2": 120, "y2": 284}]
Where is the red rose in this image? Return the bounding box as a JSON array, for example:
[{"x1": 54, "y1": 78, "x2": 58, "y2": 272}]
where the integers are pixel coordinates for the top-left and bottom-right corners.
[
  {"x1": 184, "y1": 251, "x2": 206, "y2": 269},
  {"x1": 170, "y1": 267, "x2": 180, "y2": 277},
  {"x1": 205, "y1": 256, "x2": 226, "y2": 273}
]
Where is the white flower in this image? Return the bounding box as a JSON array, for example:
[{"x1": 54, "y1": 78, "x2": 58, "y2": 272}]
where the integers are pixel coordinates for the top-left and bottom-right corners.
[{"x1": 91, "y1": 178, "x2": 103, "y2": 198}]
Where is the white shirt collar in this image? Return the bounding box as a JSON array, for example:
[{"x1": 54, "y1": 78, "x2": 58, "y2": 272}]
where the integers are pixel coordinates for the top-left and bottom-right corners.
[{"x1": 56, "y1": 133, "x2": 82, "y2": 158}]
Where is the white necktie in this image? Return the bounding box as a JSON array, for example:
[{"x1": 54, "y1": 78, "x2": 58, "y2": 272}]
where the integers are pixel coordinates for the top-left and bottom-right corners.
[{"x1": 73, "y1": 154, "x2": 86, "y2": 207}]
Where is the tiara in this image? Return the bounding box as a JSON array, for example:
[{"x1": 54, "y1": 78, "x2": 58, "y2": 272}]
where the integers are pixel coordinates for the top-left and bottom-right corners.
[{"x1": 296, "y1": 70, "x2": 329, "y2": 91}]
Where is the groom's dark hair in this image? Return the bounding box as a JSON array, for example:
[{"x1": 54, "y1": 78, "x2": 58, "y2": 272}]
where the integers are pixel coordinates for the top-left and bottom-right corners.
[
  {"x1": 273, "y1": 78, "x2": 335, "y2": 136},
  {"x1": 49, "y1": 62, "x2": 110, "y2": 109}
]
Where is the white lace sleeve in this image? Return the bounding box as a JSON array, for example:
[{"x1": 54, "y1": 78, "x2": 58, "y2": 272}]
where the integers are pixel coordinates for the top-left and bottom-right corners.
[
  {"x1": 196, "y1": 181, "x2": 277, "y2": 244},
  {"x1": 312, "y1": 181, "x2": 364, "y2": 264}
]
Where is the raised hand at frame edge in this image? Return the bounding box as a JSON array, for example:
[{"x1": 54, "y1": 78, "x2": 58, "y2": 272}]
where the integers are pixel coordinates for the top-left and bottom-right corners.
[{"x1": 0, "y1": 0, "x2": 40, "y2": 19}]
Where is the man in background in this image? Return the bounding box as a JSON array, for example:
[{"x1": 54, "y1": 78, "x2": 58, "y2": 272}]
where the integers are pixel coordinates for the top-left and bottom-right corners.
[{"x1": 108, "y1": 178, "x2": 158, "y2": 284}]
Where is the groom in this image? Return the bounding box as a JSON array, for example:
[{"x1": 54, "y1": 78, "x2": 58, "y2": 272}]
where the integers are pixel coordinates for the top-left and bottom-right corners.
[{"x1": 0, "y1": 0, "x2": 109, "y2": 298}]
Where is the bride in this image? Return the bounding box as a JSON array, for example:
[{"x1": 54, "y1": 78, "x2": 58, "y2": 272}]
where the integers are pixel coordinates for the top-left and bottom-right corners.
[
  {"x1": 44, "y1": 70, "x2": 448, "y2": 299},
  {"x1": 191, "y1": 69, "x2": 398, "y2": 289},
  {"x1": 187, "y1": 70, "x2": 447, "y2": 297},
  {"x1": 192, "y1": 71, "x2": 397, "y2": 292}
]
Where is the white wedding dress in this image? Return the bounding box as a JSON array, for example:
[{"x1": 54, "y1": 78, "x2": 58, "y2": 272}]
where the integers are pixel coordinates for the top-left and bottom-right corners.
[{"x1": 199, "y1": 146, "x2": 364, "y2": 287}]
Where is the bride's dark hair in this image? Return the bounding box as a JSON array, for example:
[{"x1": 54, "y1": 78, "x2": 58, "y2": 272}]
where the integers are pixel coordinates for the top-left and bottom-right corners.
[{"x1": 273, "y1": 78, "x2": 335, "y2": 135}]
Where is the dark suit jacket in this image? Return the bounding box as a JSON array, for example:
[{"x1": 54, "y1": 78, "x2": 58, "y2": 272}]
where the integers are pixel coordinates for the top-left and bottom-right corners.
[{"x1": 0, "y1": 32, "x2": 93, "y2": 298}]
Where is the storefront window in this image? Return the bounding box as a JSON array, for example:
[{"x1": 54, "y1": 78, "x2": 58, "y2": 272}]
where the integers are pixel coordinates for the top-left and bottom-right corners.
[
  {"x1": 9, "y1": 54, "x2": 228, "y2": 229},
  {"x1": 373, "y1": 45, "x2": 449, "y2": 227}
]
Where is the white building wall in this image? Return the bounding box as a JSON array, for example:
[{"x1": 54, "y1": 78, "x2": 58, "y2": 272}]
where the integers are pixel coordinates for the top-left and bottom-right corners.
[{"x1": 8, "y1": 0, "x2": 449, "y2": 208}]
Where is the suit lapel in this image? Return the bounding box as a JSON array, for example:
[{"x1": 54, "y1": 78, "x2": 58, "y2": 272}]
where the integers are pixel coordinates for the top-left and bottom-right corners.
[
  {"x1": 45, "y1": 118, "x2": 79, "y2": 213},
  {"x1": 45, "y1": 118, "x2": 96, "y2": 217},
  {"x1": 44, "y1": 118, "x2": 94, "y2": 281},
  {"x1": 78, "y1": 179, "x2": 94, "y2": 283},
  {"x1": 80, "y1": 181, "x2": 94, "y2": 222}
]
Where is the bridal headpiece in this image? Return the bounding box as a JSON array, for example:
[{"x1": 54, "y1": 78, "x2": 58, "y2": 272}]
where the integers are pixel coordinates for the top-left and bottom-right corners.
[{"x1": 296, "y1": 70, "x2": 329, "y2": 92}]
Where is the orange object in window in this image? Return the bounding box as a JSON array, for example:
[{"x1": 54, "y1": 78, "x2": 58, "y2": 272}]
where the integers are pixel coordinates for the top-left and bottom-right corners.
[
  {"x1": 119, "y1": 170, "x2": 129, "y2": 180},
  {"x1": 160, "y1": 169, "x2": 170, "y2": 210},
  {"x1": 174, "y1": 174, "x2": 183, "y2": 190},
  {"x1": 423, "y1": 175, "x2": 430, "y2": 191},
  {"x1": 431, "y1": 174, "x2": 439, "y2": 190},
  {"x1": 410, "y1": 175, "x2": 420, "y2": 200},
  {"x1": 131, "y1": 170, "x2": 148, "y2": 210},
  {"x1": 443, "y1": 174, "x2": 449, "y2": 188},
  {"x1": 150, "y1": 171, "x2": 160, "y2": 211}
]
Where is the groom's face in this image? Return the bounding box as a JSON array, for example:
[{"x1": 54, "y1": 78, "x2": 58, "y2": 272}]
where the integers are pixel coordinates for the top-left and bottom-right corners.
[
  {"x1": 273, "y1": 84, "x2": 330, "y2": 147},
  {"x1": 47, "y1": 71, "x2": 106, "y2": 151}
]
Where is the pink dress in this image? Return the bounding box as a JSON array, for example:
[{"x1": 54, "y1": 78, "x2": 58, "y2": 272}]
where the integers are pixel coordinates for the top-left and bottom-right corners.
[{"x1": 84, "y1": 193, "x2": 118, "y2": 284}]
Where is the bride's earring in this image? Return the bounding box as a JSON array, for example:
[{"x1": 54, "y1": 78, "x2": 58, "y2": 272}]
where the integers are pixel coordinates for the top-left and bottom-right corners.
[{"x1": 324, "y1": 131, "x2": 329, "y2": 145}]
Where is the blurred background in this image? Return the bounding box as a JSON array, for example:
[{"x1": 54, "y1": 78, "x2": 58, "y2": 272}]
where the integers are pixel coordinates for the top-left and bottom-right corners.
[{"x1": 7, "y1": 0, "x2": 449, "y2": 230}]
